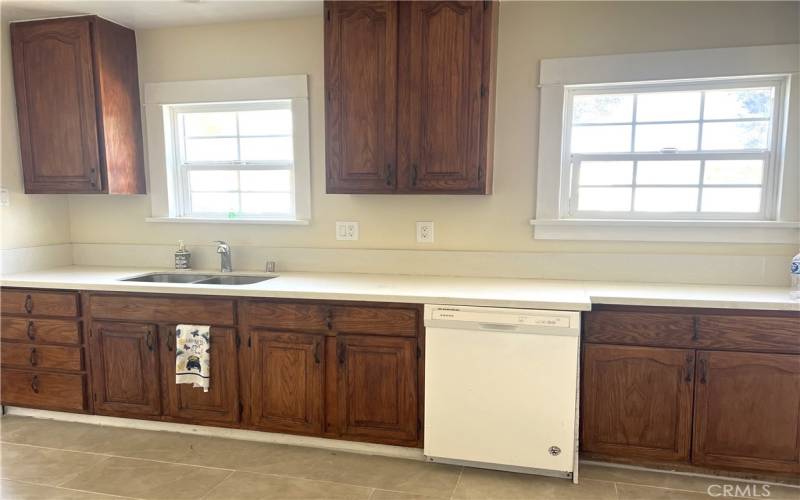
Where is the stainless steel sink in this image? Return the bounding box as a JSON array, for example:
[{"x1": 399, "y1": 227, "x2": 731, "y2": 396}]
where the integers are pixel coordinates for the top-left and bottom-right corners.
[
  {"x1": 121, "y1": 272, "x2": 276, "y2": 285},
  {"x1": 193, "y1": 275, "x2": 274, "y2": 285}
]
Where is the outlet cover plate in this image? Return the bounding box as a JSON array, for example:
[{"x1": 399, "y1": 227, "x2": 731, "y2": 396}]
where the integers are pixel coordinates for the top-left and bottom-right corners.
[
  {"x1": 336, "y1": 221, "x2": 359, "y2": 241},
  {"x1": 416, "y1": 221, "x2": 434, "y2": 243}
]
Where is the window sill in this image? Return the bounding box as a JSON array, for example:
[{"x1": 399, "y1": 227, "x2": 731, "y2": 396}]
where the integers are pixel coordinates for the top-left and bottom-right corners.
[
  {"x1": 529, "y1": 219, "x2": 800, "y2": 243},
  {"x1": 145, "y1": 217, "x2": 310, "y2": 226}
]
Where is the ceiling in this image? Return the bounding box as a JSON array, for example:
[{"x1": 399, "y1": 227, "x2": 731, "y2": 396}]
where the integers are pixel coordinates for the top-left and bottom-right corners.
[{"x1": 0, "y1": 0, "x2": 322, "y2": 29}]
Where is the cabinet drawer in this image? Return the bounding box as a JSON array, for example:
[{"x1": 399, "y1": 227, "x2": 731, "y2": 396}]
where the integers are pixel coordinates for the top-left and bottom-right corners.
[
  {"x1": 1, "y1": 290, "x2": 79, "y2": 317},
  {"x1": 1, "y1": 317, "x2": 81, "y2": 345},
  {"x1": 696, "y1": 315, "x2": 800, "y2": 354},
  {"x1": 90, "y1": 294, "x2": 235, "y2": 325},
  {"x1": 585, "y1": 311, "x2": 695, "y2": 348},
  {"x1": 1, "y1": 369, "x2": 86, "y2": 412},
  {"x1": 331, "y1": 306, "x2": 418, "y2": 337},
  {"x1": 246, "y1": 301, "x2": 329, "y2": 332},
  {"x1": 2, "y1": 343, "x2": 83, "y2": 371}
]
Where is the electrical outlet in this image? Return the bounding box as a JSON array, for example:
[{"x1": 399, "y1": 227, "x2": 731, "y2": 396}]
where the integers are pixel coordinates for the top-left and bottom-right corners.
[
  {"x1": 416, "y1": 221, "x2": 434, "y2": 243},
  {"x1": 0, "y1": 188, "x2": 8, "y2": 207},
  {"x1": 336, "y1": 221, "x2": 359, "y2": 241}
]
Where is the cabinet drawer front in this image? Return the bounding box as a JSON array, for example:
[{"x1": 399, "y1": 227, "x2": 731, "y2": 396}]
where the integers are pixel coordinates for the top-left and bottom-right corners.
[
  {"x1": 585, "y1": 311, "x2": 695, "y2": 348},
  {"x1": 331, "y1": 306, "x2": 418, "y2": 337},
  {"x1": 696, "y1": 315, "x2": 800, "y2": 354},
  {"x1": 246, "y1": 302, "x2": 329, "y2": 332},
  {"x1": 90, "y1": 295, "x2": 235, "y2": 325},
  {"x1": 1, "y1": 317, "x2": 81, "y2": 345},
  {"x1": 1, "y1": 369, "x2": 86, "y2": 412},
  {"x1": 2, "y1": 343, "x2": 82, "y2": 371},
  {"x1": 1, "y1": 290, "x2": 79, "y2": 317}
]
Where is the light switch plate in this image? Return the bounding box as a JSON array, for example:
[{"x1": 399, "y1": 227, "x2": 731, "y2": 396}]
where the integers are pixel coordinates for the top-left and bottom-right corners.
[
  {"x1": 336, "y1": 221, "x2": 359, "y2": 241},
  {"x1": 0, "y1": 188, "x2": 9, "y2": 207},
  {"x1": 416, "y1": 221, "x2": 434, "y2": 243}
]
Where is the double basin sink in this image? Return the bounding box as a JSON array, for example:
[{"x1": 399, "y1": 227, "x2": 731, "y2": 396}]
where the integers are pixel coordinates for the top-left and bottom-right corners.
[{"x1": 121, "y1": 272, "x2": 276, "y2": 286}]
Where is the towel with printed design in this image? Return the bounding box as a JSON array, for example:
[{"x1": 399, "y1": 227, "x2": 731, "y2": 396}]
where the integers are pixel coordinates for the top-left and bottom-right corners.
[{"x1": 175, "y1": 324, "x2": 210, "y2": 392}]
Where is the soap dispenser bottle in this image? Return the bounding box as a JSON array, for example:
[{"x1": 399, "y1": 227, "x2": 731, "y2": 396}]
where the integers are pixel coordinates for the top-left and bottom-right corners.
[{"x1": 175, "y1": 240, "x2": 191, "y2": 270}]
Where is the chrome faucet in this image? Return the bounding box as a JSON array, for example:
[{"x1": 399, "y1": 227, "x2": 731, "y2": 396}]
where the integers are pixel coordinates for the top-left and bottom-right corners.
[{"x1": 214, "y1": 241, "x2": 232, "y2": 272}]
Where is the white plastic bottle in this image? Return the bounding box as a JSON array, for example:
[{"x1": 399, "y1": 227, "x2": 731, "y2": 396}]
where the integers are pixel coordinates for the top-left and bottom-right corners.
[{"x1": 791, "y1": 250, "x2": 800, "y2": 300}]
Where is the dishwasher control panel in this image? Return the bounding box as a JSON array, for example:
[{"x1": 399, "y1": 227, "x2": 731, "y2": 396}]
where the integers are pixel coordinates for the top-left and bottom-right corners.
[{"x1": 428, "y1": 305, "x2": 579, "y2": 332}]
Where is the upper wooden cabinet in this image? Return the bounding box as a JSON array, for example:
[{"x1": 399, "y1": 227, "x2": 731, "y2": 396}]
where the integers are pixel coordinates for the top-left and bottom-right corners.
[
  {"x1": 11, "y1": 16, "x2": 146, "y2": 194},
  {"x1": 324, "y1": 1, "x2": 497, "y2": 194}
]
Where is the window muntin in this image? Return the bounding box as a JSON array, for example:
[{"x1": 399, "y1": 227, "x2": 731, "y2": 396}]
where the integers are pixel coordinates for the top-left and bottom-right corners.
[{"x1": 563, "y1": 77, "x2": 784, "y2": 219}]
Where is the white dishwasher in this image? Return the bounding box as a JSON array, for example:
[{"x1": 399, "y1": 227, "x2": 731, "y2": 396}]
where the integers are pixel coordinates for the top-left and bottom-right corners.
[{"x1": 424, "y1": 304, "x2": 581, "y2": 481}]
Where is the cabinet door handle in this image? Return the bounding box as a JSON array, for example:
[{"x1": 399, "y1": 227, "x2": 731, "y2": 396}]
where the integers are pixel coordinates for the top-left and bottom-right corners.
[
  {"x1": 30, "y1": 375, "x2": 40, "y2": 394},
  {"x1": 313, "y1": 339, "x2": 321, "y2": 364},
  {"x1": 337, "y1": 342, "x2": 346, "y2": 365},
  {"x1": 24, "y1": 294, "x2": 33, "y2": 314},
  {"x1": 411, "y1": 163, "x2": 418, "y2": 186},
  {"x1": 326, "y1": 309, "x2": 333, "y2": 331},
  {"x1": 146, "y1": 331, "x2": 154, "y2": 351},
  {"x1": 166, "y1": 331, "x2": 174, "y2": 352},
  {"x1": 29, "y1": 348, "x2": 38, "y2": 367},
  {"x1": 691, "y1": 316, "x2": 699, "y2": 341},
  {"x1": 684, "y1": 354, "x2": 692, "y2": 383},
  {"x1": 699, "y1": 358, "x2": 707, "y2": 384},
  {"x1": 385, "y1": 163, "x2": 393, "y2": 186},
  {"x1": 26, "y1": 321, "x2": 36, "y2": 341}
]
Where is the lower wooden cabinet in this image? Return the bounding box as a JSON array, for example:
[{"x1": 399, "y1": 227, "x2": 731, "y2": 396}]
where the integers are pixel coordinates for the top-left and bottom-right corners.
[
  {"x1": 89, "y1": 321, "x2": 162, "y2": 417},
  {"x1": 1, "y1": 368, "x2": 87, "y2": 412},
  {"x1": 337, "y1": 335, "x2": 418, "y2": 443},
  {"x1": 581, "y1": 344, "x2": 694, "y2": 462},
  {"x1": 249, "y1": 329, "x2": 324, "y2": 434},
  {"x1": 693, "y1": 350, "x2": 800, "y2": 474}
]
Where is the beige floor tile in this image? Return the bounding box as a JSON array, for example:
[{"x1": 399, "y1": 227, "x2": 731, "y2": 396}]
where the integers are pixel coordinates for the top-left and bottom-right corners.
[
  {"x1": 0, "y1": 443, "x2": 108, "y2": 486},
  {"x1": 0, "y1": 479, "x2": 129, "y2": 499},
  {"x1": 452, "y1": 468, "x2": 617, "y2": 500},
  {"x1": 204, "y1": 471, "x2": 373, "y2": 500},
  {"x1": 60, "y1": 457, "x2": 231, "y2": 500},
  {"x1": 370, "y1": 489, "x2": 448, "y2": 499},
  {"x1": 617, "y1": 483, "x2": 715, "y2": 499}
]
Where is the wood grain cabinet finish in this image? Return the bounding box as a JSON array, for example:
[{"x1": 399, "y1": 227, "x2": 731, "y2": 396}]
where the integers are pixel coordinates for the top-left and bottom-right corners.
[
  {"x1": 89, "y1": 321, "x2": 162, "y2": 417},
  {"x1": 337, "y1": 335, "x2": 418, "y2": 442},
  {"x1": 90, "y1": 294, "x2": 235, "y2": 326},
  {"x1": 1, "y1": 290, "x2": 79, "y2": 318},
  {"x1": 10, "y1": 16, "x2": 145, "y2": 194},
  {"x1": 581, "y1": 344, "x2": 695, "y2": 462},
  {"x1": 1, "y1": 318, "x2": 81, "y2": 345},
  {"x1": 1, "y1": 369, "x2": 87, "y2": 412},
  {"x1": 693, "y1": 350, "x2": 800, "y2": 474},
  {"x1": 324, "y1": 0, "x2": 497, "y2": 194},
  {"x1": 2, "y1": 343, "x2": 83, "y2": 372},
  {"x1": 249, "y1": 330, "x2": 325, "y2": 434}
]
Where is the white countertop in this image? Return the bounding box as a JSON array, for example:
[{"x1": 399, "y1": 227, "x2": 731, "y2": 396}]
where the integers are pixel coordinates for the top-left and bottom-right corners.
[{"x1": 2, "y1": 266, "x2": 799, "y2": 312}]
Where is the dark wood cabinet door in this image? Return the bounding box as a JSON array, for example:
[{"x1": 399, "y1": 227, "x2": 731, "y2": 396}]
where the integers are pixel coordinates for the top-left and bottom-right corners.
[
  {"x1": 89, "y1": 322, "x2": 161, "y2": 417},
  {"x1": 325, "y1": 1, "x2": 397, "y2": 193},
  {"x1": 398, "y1": 1, "x2": 488, "y2": 193},
  {"x1": 581, "y1": 344, "x2": 695, "y2": 462},
  {"x1": 249, "y1": 330, "x2": 324, "y2": 434},
  {"x1": 162, "y1": 326, "x2": 239, "y2": 425},
  {"x1": 11, "y1": 18, "x2": 102, "y2": 193},
  {"x1": 337, "y1": 335, "x2": 418, "y2": 443},
  {"x1": 693, "y1": 351, "x2": 800, "y2": 473}
]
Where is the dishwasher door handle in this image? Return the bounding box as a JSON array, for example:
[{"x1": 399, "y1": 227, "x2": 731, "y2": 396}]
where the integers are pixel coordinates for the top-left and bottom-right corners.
[{"x1": 478, "y1": 323, "x2": 520, "y2": 331}]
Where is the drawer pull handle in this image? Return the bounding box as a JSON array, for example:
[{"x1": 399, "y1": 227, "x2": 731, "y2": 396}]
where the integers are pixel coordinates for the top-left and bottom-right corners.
[
  {"x1": 26, "y1": 321, "x2": 36, "y2": 341},
  {"x1": 146, "y1": 331, "x2": 154, "y2": 351},
  {"x1": 326, "y1": 309, "x2": 333, "y2": 331},
  {"x1": 30, "y1": 375, "x2": 40, "y2": 394},
  {"x1": 313, "y1": 339, "x2": 321, "y2": 365},
  {"x1": 691, "y1": 317, "x2": 699, "y2": 341},
  {"x1": 24, "y1": 294, "x2": 33, "y2": 314},
  {"x1": 29, "y1": 348, "x2": 38, "y2": 367}
]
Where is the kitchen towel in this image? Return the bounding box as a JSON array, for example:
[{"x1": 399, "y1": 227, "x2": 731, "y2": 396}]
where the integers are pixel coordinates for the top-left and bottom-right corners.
[{"x1": 175, "y1": 324, "x2": 210, "y2": 392}]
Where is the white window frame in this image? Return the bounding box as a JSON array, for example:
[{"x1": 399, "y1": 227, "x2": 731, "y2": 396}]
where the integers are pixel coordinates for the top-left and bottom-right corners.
[
  {"x1": 143, "y1": 75, "x2": 311, "y2": 225},
  {"x1": 533, "y1": 45, "x2": 800, "y2": 243}
]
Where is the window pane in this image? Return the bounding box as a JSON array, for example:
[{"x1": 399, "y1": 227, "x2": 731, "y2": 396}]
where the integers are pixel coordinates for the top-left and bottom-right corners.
[
  {"x1": 636, "y1": 91, "x2": 701, "y2": 122},
  {"x1": 571, "y1": 125, "x2": 631, "y2": 153},
  {"x1": 701, "y1": 187, "x2": 761, "y2": 212},
  {"x1": 704, "y1": 88, "x2": 774, "y2": 119},
  {"x1": 240, "y1": 170, "x2": 291, "y2": 192},
  {"x1": 572, "y1": 94, "x2": 633, "y2": 124},
  {"x1": 579, "y1": 161, "x2": 633, "y2": 186},
  {"x1": 634, "y1": 187, "x2": 698, "y2": 212},
  {"x1": 703, "y1": 160, "x2": 764, "y2": 185},
  {"x1": 185, "y1": 138, "x2": 238, "y2": 162},
  {"x1": 189, "y1": 170, "x2": 238, "y2": 192},
  {"x1": 190, "y1": 192, "x2": 239, "y2": 213},
  {"x1": 241, "y1": 193, "x2": 292, "y2": 214},
  {"x1": 635, "y1": 123, "x2": 698, "y2": 152},
  {"x1": 636, "y1": 161, "x2": 700, "y2": 185},
  {"x1": 182, "y1": 112, "x2": 236, "y2": 137},
  {"x1": 577, "y1": 187, "x2": 632, "y2": 211},
  {"x1": 239, "y1": 109, "x2": 293, "y2": 136},
  {"x1": 240, "y1": 137, "x2": 293, "y2": 161},
  {"x1": 701, "y1": 121, "x2": 769, "y2": 150}
]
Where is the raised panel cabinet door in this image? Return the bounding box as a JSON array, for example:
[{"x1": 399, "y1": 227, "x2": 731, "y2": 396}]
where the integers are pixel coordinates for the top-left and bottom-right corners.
[
  {"x1": 325, "y1": 1, "x2": 397, "y2": 193},
  {"x1": 581, "y1": 344, "x2": 695, "y2": 462},
  {"x1": 337, "y1": 335, "x2": 418, "y2": 443},
  {"x1": 11, "y1": 18, "x2": 102, "y2": 193},
  {"x1": 398, "y1": 1, "x2": 487, "y2": 193},
  {"x1": 89, "y1": 322, "x2": 161, "y2": 416},
  {"x1": 693, "y1": 351, "x2": 800, "y2": 474},
  {"x1": 249, "y1": 330, "x2": 324, "y2": 434},
  {"x1": 162, "y1": 326, "x2": 240, "y2": 425}
]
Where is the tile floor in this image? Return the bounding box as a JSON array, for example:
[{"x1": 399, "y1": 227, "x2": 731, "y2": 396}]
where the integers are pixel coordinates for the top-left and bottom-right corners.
[{"x1": 0, "y1": 416, "x2": 796, "y2": 500}]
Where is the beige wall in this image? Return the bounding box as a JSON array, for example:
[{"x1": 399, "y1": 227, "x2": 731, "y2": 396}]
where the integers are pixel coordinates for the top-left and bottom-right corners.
[
  {"x1": 0, "y1": 21, "x2": 72, "y2": 250},
  {"x1": 20, "y1": 2, "x2": 800, "y2": 259}
]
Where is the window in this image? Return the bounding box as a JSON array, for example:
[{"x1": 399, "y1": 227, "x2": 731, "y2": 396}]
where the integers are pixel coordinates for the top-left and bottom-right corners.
[{"x1": 564, "y1": 77, "x2": 783, "y2": 220}]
